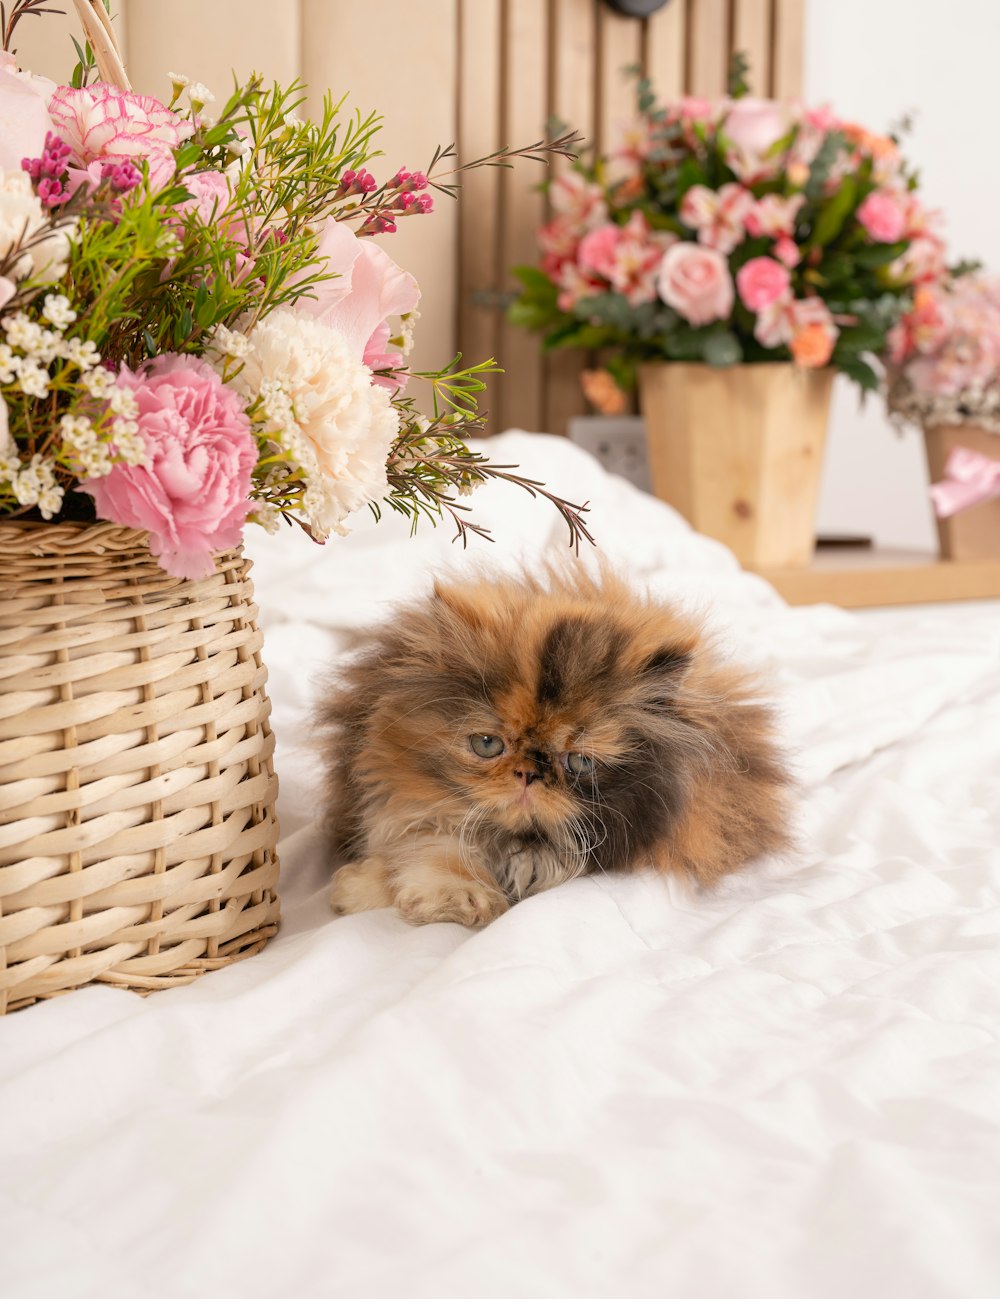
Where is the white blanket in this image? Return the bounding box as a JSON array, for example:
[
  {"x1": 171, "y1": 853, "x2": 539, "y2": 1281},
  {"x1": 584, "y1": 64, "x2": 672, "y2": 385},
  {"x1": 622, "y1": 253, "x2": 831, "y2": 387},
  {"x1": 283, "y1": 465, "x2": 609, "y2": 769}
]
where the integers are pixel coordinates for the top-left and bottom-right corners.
[{"x1": 3, "y1": 433, "x2": 999, "y2": 1299}]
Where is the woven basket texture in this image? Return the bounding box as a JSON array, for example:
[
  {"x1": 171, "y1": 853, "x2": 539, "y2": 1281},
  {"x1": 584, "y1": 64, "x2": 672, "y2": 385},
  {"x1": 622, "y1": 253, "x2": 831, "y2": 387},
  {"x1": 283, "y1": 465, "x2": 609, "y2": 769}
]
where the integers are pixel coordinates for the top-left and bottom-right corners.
[{"x1": 0, "y1": 521, "x2": 280, "y2": 1014}]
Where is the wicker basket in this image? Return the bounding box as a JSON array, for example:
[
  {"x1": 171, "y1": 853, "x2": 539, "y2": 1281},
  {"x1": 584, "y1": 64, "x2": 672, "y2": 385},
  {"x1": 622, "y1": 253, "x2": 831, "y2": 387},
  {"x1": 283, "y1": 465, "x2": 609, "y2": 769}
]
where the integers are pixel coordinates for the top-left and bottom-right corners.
[{"x1": 0, "y1": 521, "x2": 280, "y2": 1014}]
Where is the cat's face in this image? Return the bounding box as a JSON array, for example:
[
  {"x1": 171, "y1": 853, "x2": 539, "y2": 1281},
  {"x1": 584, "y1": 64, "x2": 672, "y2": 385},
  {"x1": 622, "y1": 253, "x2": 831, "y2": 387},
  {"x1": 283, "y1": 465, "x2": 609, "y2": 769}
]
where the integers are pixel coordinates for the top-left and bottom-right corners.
[{"x1": 368, "y1": 574, "x2": 702, "y2": 868}]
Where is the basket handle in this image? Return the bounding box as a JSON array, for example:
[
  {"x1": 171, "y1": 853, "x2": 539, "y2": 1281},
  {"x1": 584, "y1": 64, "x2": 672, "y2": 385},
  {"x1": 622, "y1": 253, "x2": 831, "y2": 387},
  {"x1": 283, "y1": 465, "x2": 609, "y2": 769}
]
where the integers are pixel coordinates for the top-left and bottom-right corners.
[{"x1": 71, "y1": 0, "x2": 131, "y2": 91}]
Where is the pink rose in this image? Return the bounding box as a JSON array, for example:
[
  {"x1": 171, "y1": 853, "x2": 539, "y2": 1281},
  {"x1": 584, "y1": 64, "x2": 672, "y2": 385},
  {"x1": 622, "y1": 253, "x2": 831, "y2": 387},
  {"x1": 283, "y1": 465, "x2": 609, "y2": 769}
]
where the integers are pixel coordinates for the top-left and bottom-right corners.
[
  {"x1": 723, "y1": 97, "x2": 789, "y2": 156},
  {"x1": 722, "y1": 98, "x2": 794, "y2": 181},
  {"x1": 295, "y1": 217, "x2": 420, "y2": 392},
  {"x1": 856, "y1": 190, "x2": 906, "y2": 243},
  {"x1": 82, "y1": 355, "x2": 256, "y2": 579},
  {"x1": 0, "y1": 58, "x2": 54, "y2": 171},
  {"x1": 736, "y1": 257, "x2": 792, "y2": 312},
  {"x1": 48, "y1": 83, "x2": 193, "y2": 165},
  {"x1": 577, "y1": 223, "x2": 620, "y2": 279},
  {"x1": 657, "y1": 242, "x2": 734, "y2": 326}
]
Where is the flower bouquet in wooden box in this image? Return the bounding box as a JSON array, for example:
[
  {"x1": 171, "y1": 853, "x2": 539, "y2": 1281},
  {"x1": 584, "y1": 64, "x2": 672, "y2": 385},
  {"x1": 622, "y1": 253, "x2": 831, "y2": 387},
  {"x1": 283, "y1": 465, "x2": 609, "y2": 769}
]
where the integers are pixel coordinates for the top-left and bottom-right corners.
[
  {"x1": 510, "y1": 62, "x2": 947, "y2": 568},
  {"x1": 887, "y1": 275, "x2": 1000, "y2": 559}
]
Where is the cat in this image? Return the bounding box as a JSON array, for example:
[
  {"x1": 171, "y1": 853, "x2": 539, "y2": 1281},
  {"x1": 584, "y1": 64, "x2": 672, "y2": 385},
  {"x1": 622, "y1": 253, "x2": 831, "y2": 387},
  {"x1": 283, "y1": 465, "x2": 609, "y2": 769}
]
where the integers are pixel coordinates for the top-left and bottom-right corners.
[{"x1": 319, "y1": 566, "x2": 791, "y2": 928}]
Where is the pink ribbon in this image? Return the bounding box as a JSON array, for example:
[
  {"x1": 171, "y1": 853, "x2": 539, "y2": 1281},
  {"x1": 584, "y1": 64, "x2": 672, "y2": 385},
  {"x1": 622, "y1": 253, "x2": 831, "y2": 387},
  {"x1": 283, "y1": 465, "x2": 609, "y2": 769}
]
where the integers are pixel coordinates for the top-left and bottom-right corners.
[{"x1": 928, "y1": 445, "x2": 1000, "y2": 519}]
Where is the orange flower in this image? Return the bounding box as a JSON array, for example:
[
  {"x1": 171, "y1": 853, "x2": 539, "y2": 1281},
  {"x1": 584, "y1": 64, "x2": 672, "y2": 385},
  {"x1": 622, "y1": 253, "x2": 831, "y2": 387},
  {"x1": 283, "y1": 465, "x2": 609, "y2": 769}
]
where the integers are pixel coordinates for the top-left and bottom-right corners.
[
  {"x1": 581, "y1": 368, "x2": 627, "y2": 414},
  {"x1": 790, "y1": 321, "x2": 835, "y2": 368}
]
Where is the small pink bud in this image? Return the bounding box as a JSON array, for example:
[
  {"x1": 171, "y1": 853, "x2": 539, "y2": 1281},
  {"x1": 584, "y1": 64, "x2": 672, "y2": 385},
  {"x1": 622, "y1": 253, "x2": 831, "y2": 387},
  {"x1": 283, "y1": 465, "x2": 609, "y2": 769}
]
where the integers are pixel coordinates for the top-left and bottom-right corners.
[
  {"x1": 415, "y1": 193, "x2": 434, "y2": 214},
  {"x1": 409, "y1": 171, "x2": 428, "y2": 191}
]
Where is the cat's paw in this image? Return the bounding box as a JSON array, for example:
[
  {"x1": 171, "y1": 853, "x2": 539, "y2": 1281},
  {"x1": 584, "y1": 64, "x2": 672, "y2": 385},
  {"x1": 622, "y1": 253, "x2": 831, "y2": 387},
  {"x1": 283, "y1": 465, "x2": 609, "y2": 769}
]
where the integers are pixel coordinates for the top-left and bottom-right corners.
[
  {"x1": 395, "y1": 875, "x2": 508, "y2": 929},
  {"x1": 330, "y1": 857, "x2": 395, "y2": 915}
]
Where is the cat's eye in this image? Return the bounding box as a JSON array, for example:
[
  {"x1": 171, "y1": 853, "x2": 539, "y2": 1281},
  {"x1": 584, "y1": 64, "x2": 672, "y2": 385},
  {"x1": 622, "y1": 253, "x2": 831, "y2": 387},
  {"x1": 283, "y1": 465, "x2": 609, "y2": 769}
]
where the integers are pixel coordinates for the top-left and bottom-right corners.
[
  {"x1": 470, "y1": 734, "x2": 505, "y2": 759},
  {"x1": 563, "y1": 751, "x2": 594, "y2": 776}
]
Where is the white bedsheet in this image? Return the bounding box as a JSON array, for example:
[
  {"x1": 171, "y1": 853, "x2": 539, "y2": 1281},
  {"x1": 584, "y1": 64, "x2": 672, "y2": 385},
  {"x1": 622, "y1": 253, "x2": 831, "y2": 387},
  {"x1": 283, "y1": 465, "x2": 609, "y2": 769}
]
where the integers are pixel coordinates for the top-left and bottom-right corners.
[{"x1": 2, "y1": 433, "x2": 999, "y2": 1299}]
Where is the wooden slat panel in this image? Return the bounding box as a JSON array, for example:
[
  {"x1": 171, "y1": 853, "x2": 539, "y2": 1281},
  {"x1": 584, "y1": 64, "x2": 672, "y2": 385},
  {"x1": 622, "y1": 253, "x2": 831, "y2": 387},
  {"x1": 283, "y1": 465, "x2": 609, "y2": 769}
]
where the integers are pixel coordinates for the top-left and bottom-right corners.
[
  {"x1": 771, "y1": 0, "x2": 806, "y2": 98},
  {"x1": 497, "y1": 0, "x2": 549, "y2": 433},
  {"x1": 457, "y1": 0, "x2": 503, "y2": 413},
  {"x1": 300, "y1": 0, "x2": 459, "y2": 377},
  {"x1": 544, "y1": 0, "x2": 599, "y2": 437},
  {"x1": 596, "y1": 4, "x2": 644, "y2": 155},
  {"x1": 644, "y1": 0, "x2": 687, "y2": 101},
  {"x1": 687, "y1": 0, "x2": 730, "y2": 98},
  {"x1": 10, "y1": 5, "x2": 91, "y2": 82},
  {"x1": 732, "y1": 0, "x2": 773, "y2": 95},
  {"x1": 125, "y1": 0, "x2": 300, "y2": 97}
]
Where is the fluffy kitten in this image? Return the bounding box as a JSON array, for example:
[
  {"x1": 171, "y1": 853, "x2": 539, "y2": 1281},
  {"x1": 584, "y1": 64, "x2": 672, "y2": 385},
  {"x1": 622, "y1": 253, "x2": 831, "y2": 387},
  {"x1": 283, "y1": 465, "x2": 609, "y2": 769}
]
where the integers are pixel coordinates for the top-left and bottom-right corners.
[{"x1": 320, "y1": 568, "x2": 791, "y2": 927}]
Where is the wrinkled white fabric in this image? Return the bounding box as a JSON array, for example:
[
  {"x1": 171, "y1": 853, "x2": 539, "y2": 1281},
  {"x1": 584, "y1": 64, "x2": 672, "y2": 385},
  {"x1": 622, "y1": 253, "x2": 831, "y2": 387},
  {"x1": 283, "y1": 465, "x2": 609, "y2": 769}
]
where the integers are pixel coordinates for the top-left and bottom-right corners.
[{"x1": 2, "y1": 433, "x2": 999, "y2": 1299}]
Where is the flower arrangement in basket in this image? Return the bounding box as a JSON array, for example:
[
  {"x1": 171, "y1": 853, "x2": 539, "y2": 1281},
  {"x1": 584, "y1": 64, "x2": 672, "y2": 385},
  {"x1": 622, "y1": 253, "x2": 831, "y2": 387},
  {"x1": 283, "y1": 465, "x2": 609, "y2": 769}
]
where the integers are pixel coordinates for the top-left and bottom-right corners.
[
  {"x1": 0, "y1": 2, "x2": 588, "y2": 566},
  {"x1": 511, "y1": 62, "x2": 947, "y2": 409},
  {"x1": 887, "y1": 275, "x2": 1000, "y2": 558},
  {"x1": 0, "y1": 0, "x2": 585, "y2": 1014}
]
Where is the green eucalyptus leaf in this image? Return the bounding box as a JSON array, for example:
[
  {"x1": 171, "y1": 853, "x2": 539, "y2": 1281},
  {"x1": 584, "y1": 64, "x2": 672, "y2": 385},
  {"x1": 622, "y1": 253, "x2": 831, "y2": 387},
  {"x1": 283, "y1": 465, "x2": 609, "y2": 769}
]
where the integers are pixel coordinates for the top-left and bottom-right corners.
[
  {"x1": 702, "y1": 331, "x2": 744, "y2": 367},
  {"x1": 811, "y1": 177, "x2": 859, "y2": 247}
]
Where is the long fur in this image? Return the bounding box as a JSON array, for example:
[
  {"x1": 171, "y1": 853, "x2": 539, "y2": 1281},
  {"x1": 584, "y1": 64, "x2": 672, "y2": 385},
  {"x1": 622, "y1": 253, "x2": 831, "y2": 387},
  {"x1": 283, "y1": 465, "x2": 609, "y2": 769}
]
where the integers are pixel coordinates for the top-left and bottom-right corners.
[{"x1": 318, "y1": 567, "x2": 792, "y2": 927}]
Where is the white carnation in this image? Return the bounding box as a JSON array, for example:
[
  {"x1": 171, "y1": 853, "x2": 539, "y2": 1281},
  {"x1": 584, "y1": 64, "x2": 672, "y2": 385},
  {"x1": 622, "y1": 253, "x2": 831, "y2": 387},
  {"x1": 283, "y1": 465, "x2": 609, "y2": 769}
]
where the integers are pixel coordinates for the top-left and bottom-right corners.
[
  {"x1": 0, "y1": 170, "x2": 74, "y2": 289},
  {"x1": 220, "y1": 309, "x2": 401, "y2": 538}
]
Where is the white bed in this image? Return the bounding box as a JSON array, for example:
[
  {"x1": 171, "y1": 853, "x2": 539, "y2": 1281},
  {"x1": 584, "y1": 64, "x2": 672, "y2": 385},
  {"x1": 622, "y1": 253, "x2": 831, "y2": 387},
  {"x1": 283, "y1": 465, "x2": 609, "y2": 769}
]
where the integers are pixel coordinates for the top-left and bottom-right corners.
[{"x1": 3, "y1": 433, "x2": 999, "y2": 1299}]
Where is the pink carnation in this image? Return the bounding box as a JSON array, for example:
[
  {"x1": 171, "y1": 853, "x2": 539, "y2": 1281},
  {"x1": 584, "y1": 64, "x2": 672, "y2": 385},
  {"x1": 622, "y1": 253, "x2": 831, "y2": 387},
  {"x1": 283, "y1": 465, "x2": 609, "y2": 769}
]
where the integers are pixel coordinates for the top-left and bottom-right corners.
[
  {"x1": 736, "y1": 257, "x2": 792, "y2": 312},
  {"x1": 856, "y1": 190, "x2": 907, "y2": 243},
  {"x1": 657, "y1": 242, "x2": 734, "y2": 326},
  {"x1": 82, "y1": 355, "x2": 256, "y2": 579},
  {"x1": 577, "y1": 223, "x2": 620, "y2": 279},
  {"x1": 48, "y1": 82, "x2": 193, "y2": 165}
]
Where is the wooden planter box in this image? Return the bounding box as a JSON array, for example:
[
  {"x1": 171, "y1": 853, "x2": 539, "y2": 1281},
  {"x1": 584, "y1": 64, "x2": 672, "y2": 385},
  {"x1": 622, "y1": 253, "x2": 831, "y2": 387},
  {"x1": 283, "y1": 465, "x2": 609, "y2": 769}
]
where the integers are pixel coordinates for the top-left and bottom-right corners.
[
  {"x1": 924, "y1": 424, "x2": 1000, "y2": 560},
  {"x1": 638, "y1": 363, "x2": 833, "y2": 568}
]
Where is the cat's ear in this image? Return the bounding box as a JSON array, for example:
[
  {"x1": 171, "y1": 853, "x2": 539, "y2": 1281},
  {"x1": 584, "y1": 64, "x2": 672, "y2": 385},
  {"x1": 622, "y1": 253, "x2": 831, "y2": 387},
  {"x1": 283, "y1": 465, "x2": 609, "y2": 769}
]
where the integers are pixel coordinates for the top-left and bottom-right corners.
[
  {"x1": 640, "y1": 645, "x2": 691, "y2": 707},
  {"x1": 432, "y1": 579, "x2": 490, "y2": 629}
]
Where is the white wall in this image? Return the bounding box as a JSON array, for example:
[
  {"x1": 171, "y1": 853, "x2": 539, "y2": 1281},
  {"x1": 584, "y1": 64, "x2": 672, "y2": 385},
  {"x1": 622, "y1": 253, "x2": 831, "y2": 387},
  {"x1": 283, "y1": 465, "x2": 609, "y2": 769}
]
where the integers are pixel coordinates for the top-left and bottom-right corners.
[{"x1": 807, "y1": 0, "x2": 1000, "y2": 550}]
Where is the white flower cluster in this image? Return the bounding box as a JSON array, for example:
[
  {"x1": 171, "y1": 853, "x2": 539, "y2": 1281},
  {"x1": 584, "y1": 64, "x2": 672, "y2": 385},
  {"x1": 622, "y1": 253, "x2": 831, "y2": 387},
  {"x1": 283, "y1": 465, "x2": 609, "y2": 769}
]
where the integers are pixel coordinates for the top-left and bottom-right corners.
[
  {"x1": 0, "y1": 170, "x2": 75, "y2": 290},
  {"x1": 0, "y1": 299, "x2": 100, "y2": 399},
  {"x1": 209, "y1": 310, "x2": 401, "y2": 539},
  {"x1": 0, "y1": 297, "x2": 147, "y2": 513}
]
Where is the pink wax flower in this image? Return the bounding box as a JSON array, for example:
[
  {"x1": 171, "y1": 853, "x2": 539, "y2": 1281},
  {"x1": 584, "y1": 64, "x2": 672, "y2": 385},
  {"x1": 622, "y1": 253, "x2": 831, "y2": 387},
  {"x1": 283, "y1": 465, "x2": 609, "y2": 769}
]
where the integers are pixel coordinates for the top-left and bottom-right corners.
[
  {"x1": 82, "y1": 355, "x2": 256, "y2": 580},
  {"x1": 657, "y1": 242, "x2": 733, "y2": 326},
  {"x1": 0, "y1": 54, "x2": 54, "y2": 172},
  {"x1": 736, "y1": 257, "x2": 792, "y2": 312},
  {"x1": 856, "y1": 190, "x2": 907, "y2": 243},
  {"x1": 679, "y1": 182, "x2": 753, "y2": 254},
  {"x1": 48, "y1": 83, "x2": 193, "y2": 165},
  {"x1": 577, "y1": 223, "x2": 620, "y2": 279},
  {"x1": 296, "y1": 217, "x2": 420, "y2": 392}
]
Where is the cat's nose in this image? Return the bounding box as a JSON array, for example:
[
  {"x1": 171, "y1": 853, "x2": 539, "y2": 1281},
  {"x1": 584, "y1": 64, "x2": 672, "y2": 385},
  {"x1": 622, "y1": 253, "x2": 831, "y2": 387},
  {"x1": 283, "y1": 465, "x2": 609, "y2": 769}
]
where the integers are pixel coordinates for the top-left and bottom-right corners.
[{"x1": 515, "y1": 769, "x2": 539, "y2": 786}]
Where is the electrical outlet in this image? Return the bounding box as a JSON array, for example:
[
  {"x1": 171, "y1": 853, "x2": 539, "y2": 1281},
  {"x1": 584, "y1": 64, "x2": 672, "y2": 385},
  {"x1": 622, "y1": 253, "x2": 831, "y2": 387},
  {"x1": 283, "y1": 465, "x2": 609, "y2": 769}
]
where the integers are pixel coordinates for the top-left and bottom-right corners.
[{"x1": 567, "y1": 416, "x2": 652, "y2": 494}]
